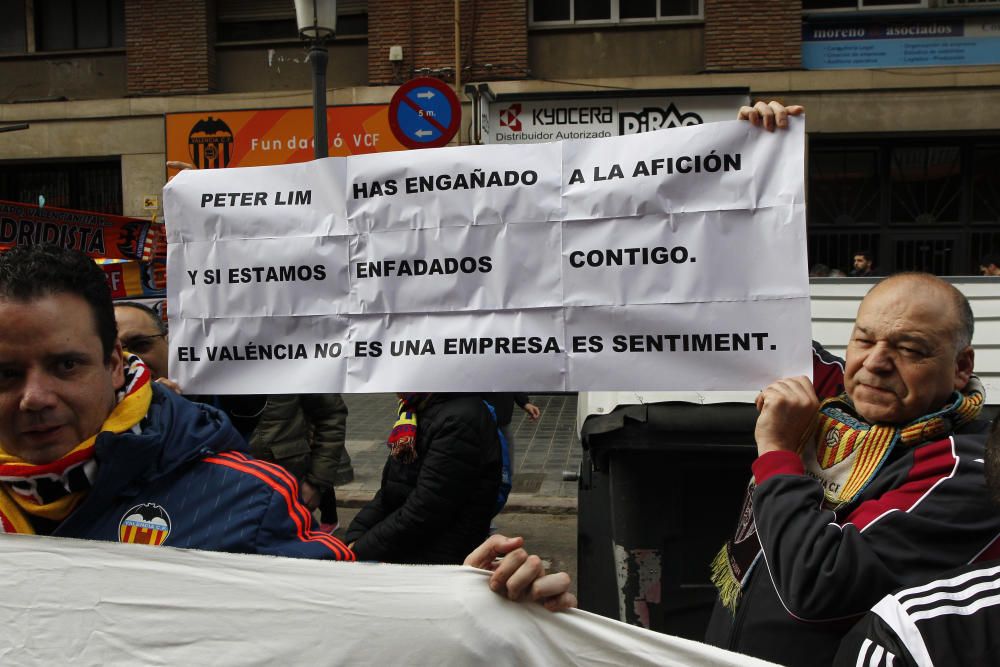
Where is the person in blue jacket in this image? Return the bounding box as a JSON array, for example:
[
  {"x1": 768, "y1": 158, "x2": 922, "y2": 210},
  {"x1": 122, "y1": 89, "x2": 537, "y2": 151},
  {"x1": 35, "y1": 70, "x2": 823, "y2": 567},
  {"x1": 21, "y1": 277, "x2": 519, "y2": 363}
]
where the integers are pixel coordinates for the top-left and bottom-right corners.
[{"x1": 0, "y1": 244, "x2": 574, "y2": 610}]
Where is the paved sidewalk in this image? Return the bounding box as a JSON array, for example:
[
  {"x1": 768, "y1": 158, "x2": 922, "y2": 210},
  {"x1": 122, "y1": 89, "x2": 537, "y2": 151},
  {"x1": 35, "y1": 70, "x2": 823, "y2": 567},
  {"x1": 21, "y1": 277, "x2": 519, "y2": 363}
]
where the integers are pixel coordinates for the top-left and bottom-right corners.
[{"x1": 337, "y1": 393, "x2": 582, "y2": 513}]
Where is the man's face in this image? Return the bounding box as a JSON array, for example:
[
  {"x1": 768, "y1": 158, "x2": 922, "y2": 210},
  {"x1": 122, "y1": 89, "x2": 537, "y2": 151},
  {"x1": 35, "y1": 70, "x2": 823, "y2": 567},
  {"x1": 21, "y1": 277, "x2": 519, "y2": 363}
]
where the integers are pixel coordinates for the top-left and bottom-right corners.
[
  {"x1": 844, "y1": 280, "x2": 973, "y2": 425},
  {"x1": 114, "y1": 306, "x2": 168, "y2": 379},
  {"x1": 0, "y1": 294, "x2": 124, "y2": 465},
  {"x1": 853, "y1": 255, "x2": 871, "y2": 272},
  {"x1": 983, "y1": 263, "x2": 1000, "y2": 277}
]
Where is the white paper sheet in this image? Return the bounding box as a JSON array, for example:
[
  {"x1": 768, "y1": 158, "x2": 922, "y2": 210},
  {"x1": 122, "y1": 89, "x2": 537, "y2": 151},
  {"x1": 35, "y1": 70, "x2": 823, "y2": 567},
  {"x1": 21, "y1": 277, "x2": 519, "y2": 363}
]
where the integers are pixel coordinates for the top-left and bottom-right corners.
[{"x1": 163, "y1": 119, "x2": 810, "y2": 393}]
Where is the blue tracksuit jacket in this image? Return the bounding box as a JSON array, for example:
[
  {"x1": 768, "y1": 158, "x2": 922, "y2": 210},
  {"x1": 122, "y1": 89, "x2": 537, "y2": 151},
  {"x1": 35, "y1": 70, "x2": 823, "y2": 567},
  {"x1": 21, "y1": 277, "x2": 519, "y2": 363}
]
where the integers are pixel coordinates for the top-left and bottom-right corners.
[{"x1": 50, "y1": 382, "x2": 354, "y2": 560}]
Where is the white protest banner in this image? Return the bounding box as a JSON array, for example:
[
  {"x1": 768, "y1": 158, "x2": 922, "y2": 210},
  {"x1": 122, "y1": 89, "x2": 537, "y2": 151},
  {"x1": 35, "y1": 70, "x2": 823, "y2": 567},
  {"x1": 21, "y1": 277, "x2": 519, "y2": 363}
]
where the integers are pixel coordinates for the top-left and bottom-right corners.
[
  {"x1": 0, "y1": 534, "x2": 778, "y2": 666},
  {"x1": 163, "y1": 118, "x2": 810, "y2": 393}
]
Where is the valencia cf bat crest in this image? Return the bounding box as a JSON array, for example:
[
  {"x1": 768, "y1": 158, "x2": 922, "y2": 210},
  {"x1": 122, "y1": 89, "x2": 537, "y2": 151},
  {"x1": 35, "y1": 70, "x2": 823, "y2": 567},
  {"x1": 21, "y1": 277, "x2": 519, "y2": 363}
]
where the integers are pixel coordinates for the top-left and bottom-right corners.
[
  {"x1": 118, "y1": 503, "x2": 172, "y2": 546},
  {"x1": 188, "y1": 116, "x2": 234, "y2": 169}
]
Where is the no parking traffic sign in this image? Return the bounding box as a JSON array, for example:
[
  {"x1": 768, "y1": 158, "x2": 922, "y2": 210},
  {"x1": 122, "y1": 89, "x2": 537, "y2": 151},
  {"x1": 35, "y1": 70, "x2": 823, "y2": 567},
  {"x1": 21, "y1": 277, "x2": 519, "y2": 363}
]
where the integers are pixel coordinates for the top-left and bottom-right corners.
[{"x1": 388, "y1": 77, "x2": 462, "y2": 149}]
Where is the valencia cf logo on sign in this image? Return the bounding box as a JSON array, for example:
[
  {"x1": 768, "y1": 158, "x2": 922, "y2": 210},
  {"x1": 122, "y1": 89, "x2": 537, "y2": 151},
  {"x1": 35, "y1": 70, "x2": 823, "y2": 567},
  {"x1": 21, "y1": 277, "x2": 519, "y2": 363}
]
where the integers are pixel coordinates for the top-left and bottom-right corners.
[
  {"x1": 498, "y1": 104, "x2": 522, "y2": 132},
  {"x1": 119, "y1": 503, "x2": 171, "y2": 546},
  {"x1": 188, "y1": 116, "x2": 234, "y2": 169}
]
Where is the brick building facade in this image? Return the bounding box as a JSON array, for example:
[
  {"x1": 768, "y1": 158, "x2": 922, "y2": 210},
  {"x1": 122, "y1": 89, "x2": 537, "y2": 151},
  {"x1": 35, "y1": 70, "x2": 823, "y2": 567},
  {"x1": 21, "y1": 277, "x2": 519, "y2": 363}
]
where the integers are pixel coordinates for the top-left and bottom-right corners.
[{"x1": 1, "y1": 0, "x2": 999, "y2": 273}]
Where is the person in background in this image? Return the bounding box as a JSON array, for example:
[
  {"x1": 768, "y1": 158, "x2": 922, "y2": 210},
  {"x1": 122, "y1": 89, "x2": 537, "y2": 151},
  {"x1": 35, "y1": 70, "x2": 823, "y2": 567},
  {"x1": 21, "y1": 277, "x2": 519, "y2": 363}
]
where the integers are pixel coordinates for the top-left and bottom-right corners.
[
  {"x1": 249, "y1": 394, "x2": 352, "y2": 532},
  {"x1": 850, "y1": 250, "x2": 877, "y2": 277},
  {"x1": 979, "y1": 253, "x2": 1000, "y2": 276},
  {"x1": 345, "y1": 393, "x2": 501, "y2": 564},
  {"x1": 483, "y1": 392, "x2": 541, "y2": 469},
  {"x1": 113, "y1": 301, "x2": 266, "y2": 439},
  {"x1": 113, "y1": 302, "x2": 169, "y2": 380},
  {"x1": 809, "y1": 263, "x2": 832, "y2": 277}
]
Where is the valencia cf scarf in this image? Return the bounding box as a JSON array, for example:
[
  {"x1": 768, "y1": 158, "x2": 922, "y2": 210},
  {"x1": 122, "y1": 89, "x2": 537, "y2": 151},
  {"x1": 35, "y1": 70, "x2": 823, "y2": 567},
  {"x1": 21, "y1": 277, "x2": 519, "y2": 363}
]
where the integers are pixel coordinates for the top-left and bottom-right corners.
[
  {"x1": 386, "y1": 393, "x2": 432, "y2": 464},
  {"x1": 710, "y1": 377, "x2": 985, "y2": 614},
  {"x1": 0, "y1": 354, "x2": 152, "y2": 534}
]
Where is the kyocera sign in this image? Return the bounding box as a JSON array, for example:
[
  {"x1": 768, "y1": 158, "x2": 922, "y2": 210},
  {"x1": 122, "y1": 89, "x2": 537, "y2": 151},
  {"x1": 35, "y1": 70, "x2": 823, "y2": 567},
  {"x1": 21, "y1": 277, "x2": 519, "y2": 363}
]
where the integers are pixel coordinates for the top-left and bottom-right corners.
[{"x1": 488, "y1": 92, "x2": 749, "y2": 144}]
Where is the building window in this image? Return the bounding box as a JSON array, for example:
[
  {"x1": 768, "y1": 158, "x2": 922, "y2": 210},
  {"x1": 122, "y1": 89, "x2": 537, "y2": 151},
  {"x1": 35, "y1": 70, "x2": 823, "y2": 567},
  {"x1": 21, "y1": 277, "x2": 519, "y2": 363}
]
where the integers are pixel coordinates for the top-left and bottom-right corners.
[
  {"x1": 889, "y1": 145, "x2": 961, "y2": 225},
  {"x1": 529, "y1": 0, "x2": 701, "y2": 26},
  {"x1": 809, "y1": 148, "x2": 880, "y2": 226},
  {"x1": 216, "y1": 0, "x2": 367, "y2": 44},
  {"x1": 0, "y1": 159, "x2": 122, "y2": 215},
  {"x1": 0, "y1": 2, "x2": 27, "y2": 53},
  {"x1": 802, "y1": 0, "x2": 926, "y2": 11},
  {"x1": 972, "y1": 145, "x2": 1000, "y2": 224},
  {"x1": 34, "y1": 0, "x2": 124, "y2": 51},
  {"x1": 807, "y1": 137, "x2": 1000, "y2": 275}
]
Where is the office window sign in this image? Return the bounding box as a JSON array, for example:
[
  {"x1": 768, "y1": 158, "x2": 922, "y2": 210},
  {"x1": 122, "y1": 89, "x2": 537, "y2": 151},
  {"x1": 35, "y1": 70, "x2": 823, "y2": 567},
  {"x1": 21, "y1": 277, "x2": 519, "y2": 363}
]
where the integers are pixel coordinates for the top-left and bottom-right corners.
[
  {"x1": 485, "y1": 93, "x2": 748, "y2": 144},
  {"x1": 803, "y1": 17, "x2": 1000, "y2": 69}
]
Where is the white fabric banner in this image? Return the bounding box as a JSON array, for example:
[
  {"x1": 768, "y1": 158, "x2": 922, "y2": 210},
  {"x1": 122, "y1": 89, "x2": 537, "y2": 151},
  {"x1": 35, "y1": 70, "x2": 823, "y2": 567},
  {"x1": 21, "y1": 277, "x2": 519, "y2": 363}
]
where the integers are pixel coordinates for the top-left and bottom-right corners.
[
  {"x1": 164, "y1": 119, "x2": 810, "y2": 393},
  {"x1": 0, "y1": 534, "x2": 777, "y2": 666}
]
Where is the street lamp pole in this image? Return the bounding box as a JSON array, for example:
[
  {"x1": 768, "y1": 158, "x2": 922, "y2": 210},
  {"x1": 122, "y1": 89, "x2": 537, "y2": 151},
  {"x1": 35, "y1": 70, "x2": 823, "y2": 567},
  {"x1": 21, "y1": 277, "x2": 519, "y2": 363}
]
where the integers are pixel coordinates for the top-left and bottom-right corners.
[
  {"x1": 294, "y1": 0, "x2": 337, "y2": 160},
  {"x1": 308, "y1": 42, "x2": 329, "y2": 159}
]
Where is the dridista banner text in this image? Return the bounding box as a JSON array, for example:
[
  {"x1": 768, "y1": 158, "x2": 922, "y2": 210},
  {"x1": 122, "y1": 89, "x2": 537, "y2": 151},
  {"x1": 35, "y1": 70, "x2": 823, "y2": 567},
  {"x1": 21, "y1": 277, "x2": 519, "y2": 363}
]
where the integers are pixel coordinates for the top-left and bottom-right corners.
[{"x1": 163, "y1": 118, "x2": 811, "y2": 393}]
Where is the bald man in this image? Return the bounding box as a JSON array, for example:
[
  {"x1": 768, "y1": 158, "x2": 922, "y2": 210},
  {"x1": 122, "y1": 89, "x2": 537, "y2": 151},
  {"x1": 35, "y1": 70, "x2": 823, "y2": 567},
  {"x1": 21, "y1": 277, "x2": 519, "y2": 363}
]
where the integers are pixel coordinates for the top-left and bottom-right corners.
[{"x1": 705, "y1": 273, "x2": 1000, "y2": 666}]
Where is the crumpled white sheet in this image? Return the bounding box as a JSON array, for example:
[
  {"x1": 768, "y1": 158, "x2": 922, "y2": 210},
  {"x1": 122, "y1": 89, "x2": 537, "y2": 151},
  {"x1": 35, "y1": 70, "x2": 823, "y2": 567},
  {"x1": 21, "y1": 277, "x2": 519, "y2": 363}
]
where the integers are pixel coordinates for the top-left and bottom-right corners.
[{"x1": 0, "y1": 534, "x2": 776, "y2": 666}]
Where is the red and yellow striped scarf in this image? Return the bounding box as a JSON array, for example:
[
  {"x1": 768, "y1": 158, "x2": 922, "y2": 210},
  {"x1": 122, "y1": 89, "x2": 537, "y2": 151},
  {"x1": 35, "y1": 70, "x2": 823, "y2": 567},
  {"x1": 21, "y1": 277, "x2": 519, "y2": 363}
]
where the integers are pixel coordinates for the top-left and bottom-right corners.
[
  {"x1": 0, "y1": 354, "x2": 152, "y2": 534},
  {"x1": 387, "y1": 393, "x2": 432, "y2": 463},
  {"x1": 804, "y1": 376, "x2": 985, "y2": 508}
]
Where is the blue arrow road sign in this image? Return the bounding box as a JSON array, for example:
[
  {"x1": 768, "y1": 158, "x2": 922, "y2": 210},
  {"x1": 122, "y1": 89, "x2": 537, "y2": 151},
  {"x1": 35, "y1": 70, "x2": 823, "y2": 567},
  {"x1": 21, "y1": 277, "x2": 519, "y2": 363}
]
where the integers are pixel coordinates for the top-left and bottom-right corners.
[{"x1": 389, "y1": 77, "x2": 461, "y2": 149}]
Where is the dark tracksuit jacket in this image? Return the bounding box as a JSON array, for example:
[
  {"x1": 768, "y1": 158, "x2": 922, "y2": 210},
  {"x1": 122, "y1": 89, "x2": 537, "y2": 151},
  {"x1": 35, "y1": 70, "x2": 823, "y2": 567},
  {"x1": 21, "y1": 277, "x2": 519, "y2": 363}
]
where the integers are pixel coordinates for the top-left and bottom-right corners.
[
  {"x1": 42, "y1": 383, "x2": 353, "y2": 561},
  {"x1": 834, "y1": 559, "x2": 1000, "y2": 667}
]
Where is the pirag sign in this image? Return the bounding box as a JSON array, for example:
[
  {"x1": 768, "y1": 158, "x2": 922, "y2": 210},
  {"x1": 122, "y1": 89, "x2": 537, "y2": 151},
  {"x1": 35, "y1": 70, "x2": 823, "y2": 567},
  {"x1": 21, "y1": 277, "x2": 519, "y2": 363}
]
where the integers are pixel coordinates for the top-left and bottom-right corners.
[{"x1": 163, "y1": 118, "x2": 811, "y2": 394}]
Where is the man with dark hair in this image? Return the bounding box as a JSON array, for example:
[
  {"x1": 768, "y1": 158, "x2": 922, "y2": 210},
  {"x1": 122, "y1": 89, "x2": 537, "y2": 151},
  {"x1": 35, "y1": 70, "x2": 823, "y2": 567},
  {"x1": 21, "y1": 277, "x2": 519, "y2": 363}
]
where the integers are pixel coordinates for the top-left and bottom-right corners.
[
  {"x1": 705, "y1": 272, "x2": 1000, "y2": 666},
  {"x1": 979, "y1": 253, "x2": 1000, "y2": 277},
  {"x1": 833, "y1": 417, "x2": 1000, "y2": 666},
  {"x1": 0, "y1": 245, "x2": 574, "y2": 611},
  {"x1": 850, "y1": 249, "x2": 876, "y2": 277},
  {"x1": 0, "y1": 243, "x2": 350, "y2": 555}
]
